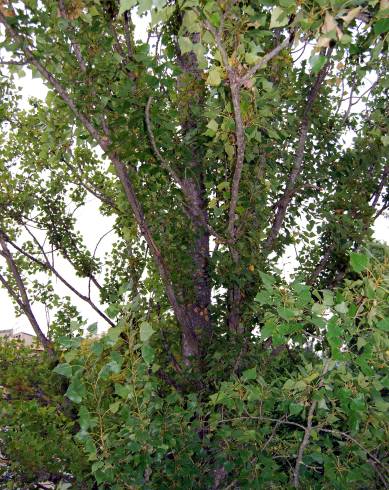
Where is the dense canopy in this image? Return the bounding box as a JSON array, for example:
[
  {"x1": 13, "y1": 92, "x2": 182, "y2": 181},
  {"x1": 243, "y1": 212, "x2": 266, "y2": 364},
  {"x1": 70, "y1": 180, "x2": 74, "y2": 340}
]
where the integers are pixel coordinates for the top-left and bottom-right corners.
[{"x1": 0, "y1": 0, "x2": 388, "y2": 487}]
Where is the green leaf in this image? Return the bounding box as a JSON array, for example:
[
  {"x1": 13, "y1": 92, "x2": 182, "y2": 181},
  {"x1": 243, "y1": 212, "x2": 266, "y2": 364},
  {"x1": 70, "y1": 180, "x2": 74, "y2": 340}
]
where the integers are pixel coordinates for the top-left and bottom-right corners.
[
  {"x1": 283, "y1": 379, "x2": 295, "y2": 390},
  {"x1": 137, "y1": 0, "x2": 152, "y2": 14},
  {"x1": 312, "y1": 303, "x2": 326, "y2": 316},
  {"x1": 334, "y1": 302, "x2": 348, "y2": 314},
  {"x1": 118, "y1": 0, "x2": 137, "y2": 16},
  {"x1": 242, "y1": 367, "x2": 257, "y2": 380},
  {"x1": 106, "y1": 303, "x2": 121, "y2": 319},
  {"x1": 289, "y1": 402, "x2": 304, "y2": 415},
  {"x1": 104, "y1": 326, "x2": 123, "y2": 346},
  {"x1": 245, "y1": 52, "x2": 260, "y2": 65},
  {"x1": 140, "y1": 321, "x2": 154, "y2": 342},
  {"x1": 255, "y1": 290, "x2": 272, "y2": 305},
  {"x1": 206, "y1": 68, "x2": 222, "y2": 86},
  {"x1": 207, "y1": 119, "x2": 219, "y2": 132},
  {"x1": 374, "y1": 18, "x2": 389, "y2": 35},
  {"x1": 58, "y1": 336, "x2": 81, "y2": 349},
  {"x1": 381, "y1": 135, "x2": 389, "y2": 146},
  {"x1": 259, "y1": 271, "x2": 276, "y2": 290},
  {"x1": 182, "y1": 10, "x2": 200, "y2": 33},
  {"x1": 53, "y1": 363, "x2": 72, "y2": 378},
  {"x1": 322, "y1": 290, "x2": 334, "y2": 306},
  {"x1": 277, "y1": 307, "x2": 295, "y2": 321},
  {"x1": 141, "y1": 343, "x2": 155, "y2": 364},
  {"x1": 270, "y1": 6, "x2": 288, "y2": 28},
  {"x1": 114, "y1": 383, "x2": 131, "y2": 399},
  {"x1": 66, "y1": 378, "x2": 86, "y2": 404},
  {"x1": 350, "y1": 252, "x2": 369, "y2": 273},
  {"x1": 87, "y1": 322, "x2": 98, "y2": 335},
  {"x1": 310, "y1": 55, "x2": 326, "y2": 74},
  {"x1": 375, "y1": 318, "x2": 389, "y2": 332},
  {"x1": 178, "y1": 36, "x2": 193, "y2": 55},
  {"x1": 79, "y1": 406, "x2": 97, "y2": 431},
  {"x1": 109, "y1": 401, "x2": 121, "y2": 413},
  {"x1": 261, "y1": 321, "x2": 276, "y2": 339}
]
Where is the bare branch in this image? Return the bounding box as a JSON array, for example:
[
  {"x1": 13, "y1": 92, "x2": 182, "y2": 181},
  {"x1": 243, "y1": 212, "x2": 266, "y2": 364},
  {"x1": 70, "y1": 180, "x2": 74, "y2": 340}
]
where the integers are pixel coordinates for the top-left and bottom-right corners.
[
  {"x1": 123, "y1": 11, "x2": 134, "y2": 58},
  {"x1": 0, "y1": 232, "x2": 52, "y2": 352},
  {"x1": 371, "y1": 164, "x2": 389, "y2": 208},
  {"x1": 307, "y1": 246, "x2": 333, "y2": 285},
  {"x1": 3, "y1": 230, "x2": 115, "y2": 328},
  {"x1": 0, "y1": 58, "x2": 27, "y2": 65}
]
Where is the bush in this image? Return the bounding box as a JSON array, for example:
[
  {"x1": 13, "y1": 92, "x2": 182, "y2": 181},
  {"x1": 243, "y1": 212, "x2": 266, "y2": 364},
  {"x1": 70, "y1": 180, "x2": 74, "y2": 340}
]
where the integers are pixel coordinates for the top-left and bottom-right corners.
[{"x1": 0, "y1": 339, "x2": 91, "y2": 488}]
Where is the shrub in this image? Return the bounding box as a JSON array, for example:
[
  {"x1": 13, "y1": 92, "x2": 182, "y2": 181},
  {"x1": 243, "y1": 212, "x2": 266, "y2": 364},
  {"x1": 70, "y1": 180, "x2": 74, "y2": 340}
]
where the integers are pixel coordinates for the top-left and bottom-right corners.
[{"x1": 0, "y1": 339, "x2": 91, "y2": 488}]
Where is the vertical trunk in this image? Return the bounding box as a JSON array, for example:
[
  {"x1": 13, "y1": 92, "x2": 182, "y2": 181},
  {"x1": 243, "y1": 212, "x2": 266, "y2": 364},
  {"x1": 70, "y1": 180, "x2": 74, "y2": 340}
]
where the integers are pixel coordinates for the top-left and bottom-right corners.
[{"x1": 177, "y1": 41, "x2": 212, "y2": 355}]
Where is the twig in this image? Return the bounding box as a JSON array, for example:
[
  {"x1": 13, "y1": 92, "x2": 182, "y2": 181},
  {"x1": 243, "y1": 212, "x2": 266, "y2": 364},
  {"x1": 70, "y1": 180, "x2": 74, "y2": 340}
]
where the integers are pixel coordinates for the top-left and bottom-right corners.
[{"x1": 293, "y1": 360, "x2": 330, "y2": 487}]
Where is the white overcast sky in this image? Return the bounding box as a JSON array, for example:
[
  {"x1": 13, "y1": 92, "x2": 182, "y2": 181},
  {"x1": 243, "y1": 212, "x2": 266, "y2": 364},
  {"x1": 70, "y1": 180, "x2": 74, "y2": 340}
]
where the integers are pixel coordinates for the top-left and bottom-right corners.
[{"x1": 0, "y1": 15, "x2": 388, "y2": 335}]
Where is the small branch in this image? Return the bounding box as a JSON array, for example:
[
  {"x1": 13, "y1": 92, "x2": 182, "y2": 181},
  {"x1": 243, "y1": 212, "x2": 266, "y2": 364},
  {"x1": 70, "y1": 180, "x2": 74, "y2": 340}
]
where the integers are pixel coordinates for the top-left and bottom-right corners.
[
  {"x1": 123, "y1": 11, "x2": 134, "y2": 59},
  {"x1": 145, "y1": 96, "x2": 183, "y2": 187},
  {"x1": 0, "y1": 58, "x2": 27, "y2": 65},
  {"x1": 0, "y1": 232, "x2": 52, "y2": 352},
  {"x1": 58, "y1": 0, "x2": 87, "y2": 73},
  {"x1": 318, "y1": 429, "x2": 388, "y2": 478},
  {"x1": 371, "y1": 164, "x2": 389, "y2": 208},
  {"x1": 4, "y1": 230, "x2": 114, "y2": 327},
  {"x1": 307, "y1": 246, "x2": 333, "y2": 285},
  {"x1": 293, "y1": 361, "x2": 330, "y2": 487},
  {"x1": 240, "y1": 36, "x2": 293, "y2": 86}
]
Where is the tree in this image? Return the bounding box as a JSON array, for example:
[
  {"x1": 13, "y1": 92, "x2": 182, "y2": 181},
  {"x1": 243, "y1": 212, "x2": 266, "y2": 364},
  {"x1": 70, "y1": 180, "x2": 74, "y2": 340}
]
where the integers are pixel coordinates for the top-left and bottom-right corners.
[{"x1": 0, "y1": 0, "x2": 388, "y2": 487}]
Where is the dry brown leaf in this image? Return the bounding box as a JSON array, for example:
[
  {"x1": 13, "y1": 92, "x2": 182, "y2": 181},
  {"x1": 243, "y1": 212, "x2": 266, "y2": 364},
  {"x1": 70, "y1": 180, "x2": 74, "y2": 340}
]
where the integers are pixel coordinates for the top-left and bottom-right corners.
[{"x1": 341, "y1": 7, "x2": 362, "y2": 26}]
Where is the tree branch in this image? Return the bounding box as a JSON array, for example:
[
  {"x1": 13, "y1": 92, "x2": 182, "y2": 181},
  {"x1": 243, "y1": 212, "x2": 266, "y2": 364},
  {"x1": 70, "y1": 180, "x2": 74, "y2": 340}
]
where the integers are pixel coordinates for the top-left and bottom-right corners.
[
  {"x1": 293, "y1": 361, "x2": 330, "y2": 487},
  {"x1": 58, "y1": 0, "x2": 87, "y2": 73},
  {"x1": 240, "y1": 36, "x2": 292, "y2": 85},
  {"x1": 264, "y1": 50, "x2": 333, "y2": 250},
  {"x1": 146, "y1": 95, "x2": 228, "y2": 244},
  {"x1": 0, "y1": 232, "x2": 52, "y2": 352},
  {"x1": 3, "y1": 230, "x2": 115, "y2": 327}
]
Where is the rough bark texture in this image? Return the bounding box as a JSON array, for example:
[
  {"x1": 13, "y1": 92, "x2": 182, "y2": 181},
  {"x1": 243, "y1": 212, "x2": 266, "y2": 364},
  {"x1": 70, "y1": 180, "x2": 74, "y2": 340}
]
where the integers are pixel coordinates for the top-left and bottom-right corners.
[{"x1": 176, "y1": 39, "x2": 212, "y2": 355}]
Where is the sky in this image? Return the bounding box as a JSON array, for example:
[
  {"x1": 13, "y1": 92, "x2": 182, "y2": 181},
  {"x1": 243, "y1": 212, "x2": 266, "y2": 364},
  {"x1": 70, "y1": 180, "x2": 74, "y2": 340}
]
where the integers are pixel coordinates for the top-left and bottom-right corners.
[{"x1": 0, "y1": 15, "x2": 388, "y2": 336}]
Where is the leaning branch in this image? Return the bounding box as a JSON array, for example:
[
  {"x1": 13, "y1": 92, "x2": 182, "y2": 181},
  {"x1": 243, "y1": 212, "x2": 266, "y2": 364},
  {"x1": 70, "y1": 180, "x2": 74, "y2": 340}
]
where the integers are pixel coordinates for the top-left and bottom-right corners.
[
  {"x1": 0, "y1": 233, "x2": 52, "y2": 352},
  {"x1": 3, "y1": 230, "x2": 114, "y2": 327},
  {"x1": 264, "y1": 50, "x2": 333, "y2": 250},
  {"x1": 204, "y1": 17, "x2": 293, "y2": 240}
]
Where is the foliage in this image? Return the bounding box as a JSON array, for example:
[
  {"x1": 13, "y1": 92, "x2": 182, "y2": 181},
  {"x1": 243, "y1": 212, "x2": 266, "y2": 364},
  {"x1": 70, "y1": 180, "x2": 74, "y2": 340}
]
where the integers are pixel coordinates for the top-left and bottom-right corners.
[
  {"x1": 0, "y1": 0, "x2": 388, "y2": 487},
  {"x1": 0, "y1": 338, "x2": 91, "y2": 488},
  {"x1": 50, "y1": 247, "x2": 388, "y2": 488}
]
